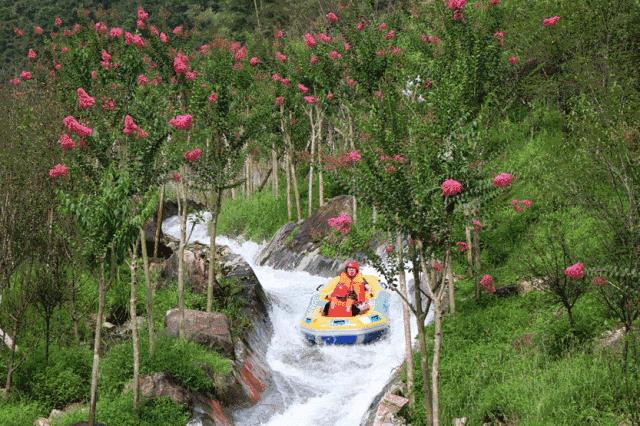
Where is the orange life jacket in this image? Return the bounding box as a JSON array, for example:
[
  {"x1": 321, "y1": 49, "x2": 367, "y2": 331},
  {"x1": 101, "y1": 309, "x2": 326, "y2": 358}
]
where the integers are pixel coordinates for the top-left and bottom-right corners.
[
  {"x1": 338, "y1": 272, "x2": 370, "y2": 303},
  {"x1": 327, "y1": 296, "x2": 354, "y2": 317}
]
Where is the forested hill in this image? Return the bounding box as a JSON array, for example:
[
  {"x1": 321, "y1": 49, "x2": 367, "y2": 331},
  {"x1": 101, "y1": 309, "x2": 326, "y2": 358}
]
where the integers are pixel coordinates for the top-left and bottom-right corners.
[{"x1": 0, "y1": 0, "x2": 399, "y2": 77}]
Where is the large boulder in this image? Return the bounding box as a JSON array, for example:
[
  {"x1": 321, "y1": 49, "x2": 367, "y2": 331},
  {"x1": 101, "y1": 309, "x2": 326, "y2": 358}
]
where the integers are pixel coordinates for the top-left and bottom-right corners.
[
  {"x1": 256, "y1": 195, "x2": 359, "y2": 277},
  {"x1": 138, "y1": 373, "x2": 193, "y2": 405},
  {"x1": 165, "y1": 309, "x2": 234, "y2": 357},
  {"x1": 161, "y1": 246, "x2": 209, "y2": 292}
]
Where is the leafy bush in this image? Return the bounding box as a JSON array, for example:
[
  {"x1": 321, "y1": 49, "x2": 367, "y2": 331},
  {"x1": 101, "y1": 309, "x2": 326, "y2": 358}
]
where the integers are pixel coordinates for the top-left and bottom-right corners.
[
  {"x1": 101, "y1": 335, "x2": 232, "y2": 396},
  {"x1": 52, "y1": 395, "x2": 189, "y2": 426},
  {"x1": 14, "y1": 345, "x2": 92, "y2": 409},
  {"x1": 0, "y1": 401, "x2": 46, "y2": 426}
]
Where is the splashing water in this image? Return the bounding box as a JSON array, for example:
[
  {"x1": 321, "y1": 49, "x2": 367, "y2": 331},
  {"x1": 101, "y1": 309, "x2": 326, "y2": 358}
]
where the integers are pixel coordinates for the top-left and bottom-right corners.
[{"x1": 163, "y1": 214, "x2": 421, "y2": 426}]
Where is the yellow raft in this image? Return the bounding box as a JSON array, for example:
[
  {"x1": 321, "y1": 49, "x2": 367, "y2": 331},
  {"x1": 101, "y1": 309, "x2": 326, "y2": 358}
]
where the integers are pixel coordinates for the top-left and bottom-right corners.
[{"x1": 300, "y1": 274, "x2": 391, "y2": 345}]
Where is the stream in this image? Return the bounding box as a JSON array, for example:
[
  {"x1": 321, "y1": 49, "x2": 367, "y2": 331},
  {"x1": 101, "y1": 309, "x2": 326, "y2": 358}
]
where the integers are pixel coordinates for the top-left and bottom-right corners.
[{"x1": 163, "y1": 214, "x2": 419, "y2": 426}]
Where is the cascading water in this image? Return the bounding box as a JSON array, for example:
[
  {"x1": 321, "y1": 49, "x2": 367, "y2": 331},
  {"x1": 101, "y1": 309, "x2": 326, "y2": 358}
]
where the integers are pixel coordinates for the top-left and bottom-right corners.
[{"x1": 163, "y1": 214, "x2": 420, "y2": 426}]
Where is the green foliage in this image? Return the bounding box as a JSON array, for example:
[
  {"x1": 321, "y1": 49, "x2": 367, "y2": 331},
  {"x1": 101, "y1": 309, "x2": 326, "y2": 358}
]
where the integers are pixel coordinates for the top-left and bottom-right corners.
[
  {"x1": 217, "y1": 188, "x2": 290, "y2": 241},
  {"x1": 0, "y1": 401, "x2": 46, "y2": 426},
  {"x1": 51, "y1": 395, "x2": 189, "y2": 426},
  {"x1": 100, "y1": 335, "x2": 232, "y2": 397},
  {"x1": 405, "y1": 281, "x2": 640, "y2": 425},
  {"x1": 13, "y1": 345, "x2": 92, "y2": 409}
]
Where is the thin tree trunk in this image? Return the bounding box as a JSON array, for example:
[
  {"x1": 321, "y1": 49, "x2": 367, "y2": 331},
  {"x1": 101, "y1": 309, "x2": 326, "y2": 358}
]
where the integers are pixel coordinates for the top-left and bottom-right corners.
[
  {"x1": 447, "y1": 258, "x2": 455, "y2": 315},
  {"x1": 4, "y1": 319, "x2": 19, "y2": 394},
  {"x1": 397, "y1": 234, "x2": 414, "y2": 408},
  {"x1": 88, "y1": 257, "x2": 106, "y2": 426},
  {"x1": 373, "y1": 206, "x2": 377, "y2": 224},
  {"x1": 129, "y1": 239, "x2": 140, "y2": 411},
  {"x1": 140, "y1": 228, "x2": 155, "y2": 356},
  {"x1": 272, "y1": 142, "x2": 279, "y2": 196},
  {"x1": 153, "y1": 184, "x2": 165, "y2": 259},
  {"x1": 207, "y1": 189, "x2": 222, "y2": 313},
  {"x1": 291, "y1": 154, "x2": 302, "y2": 221},
  {"x1": 286, "y1": 149, "x2": 292, "y2": 221},
  {"x1": 44, "y1": 315, "x2": 50, "y2": 365},
  {"x1": 318, "y1": 151, "x2": 324, "y2": 207},
  {"x1": 431, "y1": 297, "x2": 443, "y2": 426},
  {"x1": 308, "y1": 107, "x2": 316, "y2": 217},
  {"x1": 410, "y1": 245, "x2": 433, "y2": 425},
  {"x1": 70, "y1": 273, "x2": 79, "y2": 343},
  {"x1": 253, "y1": 0, "x2": 262, "y2": 33},
  {"x1": 177, "y1": 173, "x2": 187, "y2": 339},
  {"x1": 352, "y1": 195, "x2": 357, "y2": 223}
]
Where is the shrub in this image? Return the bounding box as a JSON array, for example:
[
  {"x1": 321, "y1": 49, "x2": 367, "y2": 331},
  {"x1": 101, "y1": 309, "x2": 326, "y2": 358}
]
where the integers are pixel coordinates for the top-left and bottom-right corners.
[{"x1": 0, "y1": 401, "x2": 46, "y2": 426}]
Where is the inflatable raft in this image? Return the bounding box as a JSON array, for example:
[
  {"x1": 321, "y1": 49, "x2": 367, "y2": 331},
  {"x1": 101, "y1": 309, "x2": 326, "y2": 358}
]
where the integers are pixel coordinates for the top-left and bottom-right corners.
[{"x1": 300, "y1": 274, "x2": 390, "y2": 345}]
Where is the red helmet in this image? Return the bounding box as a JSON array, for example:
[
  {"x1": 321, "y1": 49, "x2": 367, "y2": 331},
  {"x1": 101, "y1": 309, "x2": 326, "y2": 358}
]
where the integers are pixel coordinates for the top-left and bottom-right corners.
[
  {"x1": 331, "y1": 283, "x2": 350, "y2": 298},
  {"x1": 345, "y1": 260, "x2": 359, "y2": 272}
]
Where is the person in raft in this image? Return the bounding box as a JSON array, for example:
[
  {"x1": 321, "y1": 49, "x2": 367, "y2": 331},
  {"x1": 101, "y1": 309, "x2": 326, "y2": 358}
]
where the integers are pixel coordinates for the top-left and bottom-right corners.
[{"x1": 323, "y1": 260, "x2": 373, "y2": 317}]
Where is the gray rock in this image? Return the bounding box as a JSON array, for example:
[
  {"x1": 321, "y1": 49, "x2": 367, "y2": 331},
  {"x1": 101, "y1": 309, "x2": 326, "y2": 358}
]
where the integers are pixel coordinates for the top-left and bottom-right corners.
[
  {"x1": 256, "y1": 195, "x2": 358, "y2": 277},
  {"x1": 165, "y1": 309, "x2": 234, "y2": 357}
]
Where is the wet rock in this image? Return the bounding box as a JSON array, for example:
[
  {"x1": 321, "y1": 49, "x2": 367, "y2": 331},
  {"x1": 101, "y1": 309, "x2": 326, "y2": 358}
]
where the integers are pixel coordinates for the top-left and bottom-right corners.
[
  {"x1": 516, "y1": 277, "x2": 544, "y2": 295},
  {"x1": 360, "y1": 367, "x2": 406, "y2": 426},
  {"x1": 256, "y1": 195, "x2": 359, "y2": 277},
  {"x1": 49, "y1": 409, "x2": 64, "y2": 419},
  {"x1": 34, "y1": 418, "x2": 50, "y2": 426},
  {"x1": 165, "y1": 309, "x2": 234, "y2": 357},
  {"x1": 161, "y1": 247, "x2": 209, "y2": 292},
  {"x1": 137, "y1": 373, "x2": 193, "y2": 405},
  {"x1": 596, "y1": 326, "x2": 626, "y2": 352},
  {"x1": 454, "y1": 418, "x2": 468, "y2": 426}
]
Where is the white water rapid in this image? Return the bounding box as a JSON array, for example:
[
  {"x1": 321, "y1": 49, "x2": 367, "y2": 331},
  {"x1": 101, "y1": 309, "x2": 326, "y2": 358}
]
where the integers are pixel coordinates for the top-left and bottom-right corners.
[{"x1": 163, "y1": 214, "x2": 421, "y2": 426}]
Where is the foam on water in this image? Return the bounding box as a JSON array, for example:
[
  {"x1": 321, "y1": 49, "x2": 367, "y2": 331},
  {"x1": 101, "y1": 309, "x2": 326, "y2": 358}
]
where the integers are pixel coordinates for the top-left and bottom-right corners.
[{"x1": 163, "y1": 214, "x2": 422, "y2": 426}]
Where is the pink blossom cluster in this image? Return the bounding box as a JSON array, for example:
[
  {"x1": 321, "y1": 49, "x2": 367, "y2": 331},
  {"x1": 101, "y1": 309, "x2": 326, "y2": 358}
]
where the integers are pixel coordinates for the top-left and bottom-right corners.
[
  {"x1": 421, "y1": 35, "x2": 440, "y2": 45},
  {"x1": 328, "y1": 213, "x2": 353, "y2": 235},
  {"x1": 304, "y1": 96, "x2": 317, "y2": 105},
  {"x1": 456, "y1": 241, "x2": 469, "y2": 252},
  {"x1": 49, "y1": 163, "x2": 69, "y2": 178},
  {"x1": 472, "y1": 219, "x2": 482, "y2": 232},
  {"x1": 275, "y1": 51, "x2": 287, "y2": 62},
  {"x1": 564, "y1": 262, "x2": 584, "y2": 280},
  {"x1": 344, "y1": 150, "x2": 362, "y2": 164},
  {"x1": 297, "y1": 83, "x2": 309, "y2": 94},
  {"x1": 441, "y1": 179, "x2": 463, "y2": 197},
  {"x1": 328, "y1": 50, "x2": 342, "y2": 60},
  {"x1": 249, "y1": 57, "x2": 259, "y2": 67},
  {"x1": 543, "y1": 16, "x2": 560, "y2": 27},
  {"x1": 447, "y1": 0, "x2": 467, "y2": 20},
  {"x1": 169, "y1": 114, "x2": 193, "y2": 130},
  {"x1": 123, "y1": 115, "x2": 147, "y2": 137},
  {"x1": 20, "y1": 71, "x2": 31, "y2": 81},
  {"x1": 304, "y1": 33, "x2": 317, "y2": 48},
  {"x1": 275, "y1": 96, "x2": 285, "y2": 106},
  {"x1": 326, "y1": 12, "x2": 338, "y2": 24},
  {"x1": 184, "y1": 148, "x2": 202, "y2": 162},
  {"x1": 492, "y1": 172, "x2": 513, "y2": 188},
  {"x1": 100, "y1": 50, "x2": 112, "y2": 70},
  {"x1": 208, "y1": 91, "x2": 218, "y2": 103},
  {"x1": 318, "y1": 33, "x2": 332, "y2": 43},
  {"x1": 59, "y1": 133, "x2": 76, "y2": 150},
  {"x1": 77, "y1": 88, "x2": 95, "y2": 109},
  {"x1": 509, "y1": 55, "x2": 519, "y2": 65},
  {"x1": 480, "y1": 274, "x2": 496, "y2": 293},
  {"x1": 511, "y1": 199, "x2": 532, "y2": 213},
  {"x1": 63, "y1": 116, "x2": 92, "y2": 137},
  {"x1": 173, "y1": 52, "x2": 189, "y2": 74},
  {"x1": 28, "y1": 48, "x2": 37, "y2": 59},
  {"x1": 592, "y1": 275, "x2": 607, "y2": 287}
]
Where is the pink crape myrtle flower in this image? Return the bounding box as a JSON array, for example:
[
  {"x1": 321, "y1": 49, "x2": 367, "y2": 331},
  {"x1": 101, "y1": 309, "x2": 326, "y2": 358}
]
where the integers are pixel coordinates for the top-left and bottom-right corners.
[
  {"x1": 304, "y1": 96, "x2": 318, "y2": 105},
  {"x1": 456, "y1": 241, "x2": 469, "y2": 252},
  {"x1": 34, "y1": 26, "x2": 44, "y2": 35},
  {"x1": 328, "y1": 213, "x2": 353, "y2": 235},
  {"x1": 59, "y1": 133, "x2": 76, "y2": 150},
  {"x1": 173, "y1": 26, "x2": 183, "y2": 35},
  {"x1": 102, "y1": 98, "x2": 115, "y2": 111},
  {"x1": 63, "y1": 116, "x2": 92, "y2": 137},
  {"x1": 543, "y1": 16, "x2": 560, "y2": 27},
  {"x1": 378, "y1": 22, "x2": 387, "y2": 31},
  {"x1": 344, "y1": 42, "x2": 351, "y2": 51},
  {"x1": 479, "y1": 274, "x2": 493, "y2": 286},
  {"x1": 185, "y1": 71, "x2": 197, "y2": 81},
  {"x1": 441, "y1": 179, "x2": 463, "y2": 196},
  {"x1": 28, "y1": 48, "x2": 37, "y2": 59},
  {"x1": 54, "y1": 17, "x2": 62, "y2": 27},
  {"x1": 137, "y1": 7, "x2": 149, "y2": 22},
  {"x1": 447, "y1": 0, "x2": 468, "y2": 9},
  {"x1": 384, "y1": 30, "x2": 396, "y2": 40},
  {"x1": 275, "y1": 29, "x2": 285, "y2": 39},
  {"x1": 492, "y1": 172, "x2": 513, "y2": 188},
  {"x1": 345, "y1": 150, "x2": 361, "y2": 163},
  {"x1": 208, "y1": 91, "x2": 218, "y2": 103},
  {"x1": 20, "y1": 71, "x2": 31, "y2": 81},
  {"x1": 564, "y1": 262, "x2": 584, "y2": 280},
  {"x1": 509, "y1": 55, "x2": 519, "y2": 65},
  {"x1": 356, "y1": 22, "x2": 366, "y2": 31},
  {"x1": 184, "y1": 147, "x2": 202, "y2": 162},
  {"x1": 110, "y1": 27, "x2": 123, "y2": 38},
  {"x1": 173, "y1": 52, "x2": 189, "y2": 74},
  {"x1": 318, "y1": 33, "x2": 332, "y2": 43},
  {"x1": 172, "y1": 171, "x2": 182, "y2": 182},
  {"x1": 49, "y1": 163, "x2": 69, "y2": 178},
  {"x1": 522, "y1": 199, "x2": 532, "y2": 208},
  {"x1": 304, "y1": 33, "x2": 317, "y2": 48},
  {"x1": 123, "y1": 115, "x2": 140, "y2": 136},
  {"x1": 138, "y1": 74, "x2": 148, "y2": 86},
  {"x1": 76, "y1": 88, "x2": 95, "y2": 109},
  {"x1": 249, "y1": 57, "x2": 259, "y2": 67},
  {"x1": 326, "y1": 11, "x2": 338, "y2": 23},
  {"x1": 472, "y1": 219, "x2": 483, "y2": 232},
  {"x1": 328, "y1": 50, "x2": 342, "y2": 60},
  {"x1": 297, "y1": 83, "x2": 309, "y2": 94},
  {"x1": 159, "y1": 32, "x2": 168, "y2": 43},
  {"x1": 275, "y1": 51, "x2": 287, "y2": 62},
  {"x1": 275, "y1": 96, "x2": 285, "y2": 106},
  {"x1": 433, "y1": 262, "x2": 443, "y2": 273},
  {"x1": 310, "y1": 55, "x2": 319, "y2": 64},
  {"x1": 169, "y1": 114, "x2": 193, "y2": 130},
  {"x1": 9, "y1": 78, "x2": 21, "y2": 86},
  {"x1": 385, "y1": 245, "x2": 393, "y2": 254},
  {"x1": 327, "y1": 91, "x2": 334, "y2": 101}
]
